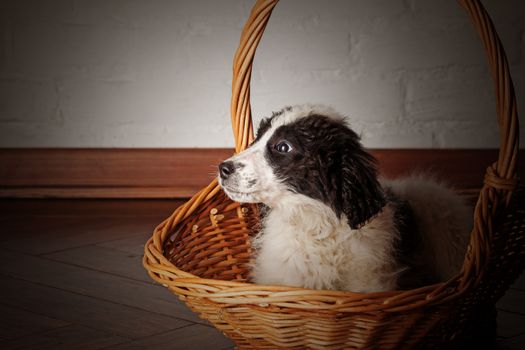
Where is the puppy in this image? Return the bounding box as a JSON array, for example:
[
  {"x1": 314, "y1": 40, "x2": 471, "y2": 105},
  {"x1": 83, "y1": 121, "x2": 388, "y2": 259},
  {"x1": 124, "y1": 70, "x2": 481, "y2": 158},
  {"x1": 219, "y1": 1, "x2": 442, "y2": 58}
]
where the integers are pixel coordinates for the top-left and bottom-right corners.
[{"x1": 218, "y1": 105, "x2": 471, "y2": 292}]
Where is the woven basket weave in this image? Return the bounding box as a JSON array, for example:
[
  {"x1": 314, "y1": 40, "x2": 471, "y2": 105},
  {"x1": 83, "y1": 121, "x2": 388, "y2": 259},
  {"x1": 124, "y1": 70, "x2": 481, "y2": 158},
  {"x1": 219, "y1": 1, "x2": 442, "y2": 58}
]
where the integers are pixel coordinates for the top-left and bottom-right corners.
[{"x1": 144, "y1": 0, "x2": 524, "y2": 348}]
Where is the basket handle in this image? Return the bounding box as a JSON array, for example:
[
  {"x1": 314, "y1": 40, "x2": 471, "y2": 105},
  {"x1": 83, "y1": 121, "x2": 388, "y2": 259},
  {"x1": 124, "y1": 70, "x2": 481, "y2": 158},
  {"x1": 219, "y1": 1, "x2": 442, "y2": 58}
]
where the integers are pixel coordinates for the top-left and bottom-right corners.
[
  {"x1": 230, "y1": 0, "x2": 279, "y2": 153},
  {"x1": 230, "y1": 0, "x2": 519, "y2": 285},
  {"x1": 457, "y1": 0, "x2": 519, "y2": 186},
  {"x1": 456, "y1": 0, "x2": 520, "y2": 287},
  {"x1": 230, "y1": 0, "x2": 518, "y2": 170}
]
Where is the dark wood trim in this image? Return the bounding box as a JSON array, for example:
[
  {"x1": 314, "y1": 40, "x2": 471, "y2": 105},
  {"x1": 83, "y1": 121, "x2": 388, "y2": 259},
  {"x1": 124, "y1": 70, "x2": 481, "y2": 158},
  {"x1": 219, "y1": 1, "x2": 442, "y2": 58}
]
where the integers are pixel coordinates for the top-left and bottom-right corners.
[
  {"x1": 0, "y1": 148, "x2": 522, "y2": 199},
  {"x1": 0, "y1": 148, "x2": 233, "y2": 198}
]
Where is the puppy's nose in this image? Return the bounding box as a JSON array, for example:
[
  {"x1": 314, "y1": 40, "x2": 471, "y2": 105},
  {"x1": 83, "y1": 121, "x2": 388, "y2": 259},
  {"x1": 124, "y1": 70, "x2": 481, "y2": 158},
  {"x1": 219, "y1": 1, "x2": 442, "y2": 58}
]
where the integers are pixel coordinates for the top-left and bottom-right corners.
[{"x1": 219, "y1": 161, "x2": 235, "y2": 179}]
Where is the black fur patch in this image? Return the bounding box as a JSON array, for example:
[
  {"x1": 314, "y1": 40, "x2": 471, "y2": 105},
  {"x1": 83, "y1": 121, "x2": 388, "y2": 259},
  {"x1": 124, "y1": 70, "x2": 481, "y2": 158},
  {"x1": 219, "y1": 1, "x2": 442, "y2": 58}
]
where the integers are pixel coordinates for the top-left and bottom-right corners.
[{"x1": 264, "y1": 114, "x2": 386, "y2": 229}]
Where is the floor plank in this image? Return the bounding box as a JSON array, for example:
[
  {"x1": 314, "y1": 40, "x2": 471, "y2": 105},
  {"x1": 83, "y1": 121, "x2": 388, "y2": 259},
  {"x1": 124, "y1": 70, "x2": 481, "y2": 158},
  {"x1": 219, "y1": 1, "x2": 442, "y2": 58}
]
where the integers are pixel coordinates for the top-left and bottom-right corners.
[
  {"x1": 497, "y1": 289, "x2": 525, "y2": 315},
  {"x1": 103, "y1": 324, "x2": 233, "y2": 350},
  {"x1": 0, "y1": 199, "x2": 181, "y2": 218},
  {"x1": 1, "y1": 217, "x2": 158, "y2": 255},
  {"x1": 0, "y1": 275, "x2": 190, "y2": 338},
  {"x1": 97, "y1": 234, "x2": 155, "y2": 256},
  {"x1": 0, "y1": 249, "x2": 205, "y2": 324},
  {"x1": 45, "y1": 244, "x2": 151, "y2": 283},
  {"x1": 0, "y1": 324, "x2": 127, "y2": 350},
  {"x1": 497, "y1": 333, "x2": 525, "y2": 350},
  {"x1": 0, "y1": 216, "x2": 109, "y2": 242},
  {"x1": 510, "y1": 272, "x2": 525, "y2": 292},
  {"x1": 497, "y1": 311, "x2": 525, "y2": 339},
  {"x1": 0, "y1": 304, "x2": 70, "y2": 340}
]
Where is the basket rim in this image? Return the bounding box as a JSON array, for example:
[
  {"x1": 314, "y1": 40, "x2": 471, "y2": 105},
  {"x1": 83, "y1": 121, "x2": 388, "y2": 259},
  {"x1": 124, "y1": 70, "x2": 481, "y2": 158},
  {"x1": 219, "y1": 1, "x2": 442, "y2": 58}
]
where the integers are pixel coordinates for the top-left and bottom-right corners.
[{"x1": 143, "y1": 187, "x2": 471, "y2": 312}]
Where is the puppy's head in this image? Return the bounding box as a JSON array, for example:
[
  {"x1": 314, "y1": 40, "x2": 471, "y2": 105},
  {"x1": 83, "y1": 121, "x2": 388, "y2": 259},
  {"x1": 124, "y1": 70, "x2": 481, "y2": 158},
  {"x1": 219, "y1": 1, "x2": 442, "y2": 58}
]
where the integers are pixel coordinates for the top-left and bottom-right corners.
[{"x1": 218, "y1": 105, "x2": 385, "y2": 229}]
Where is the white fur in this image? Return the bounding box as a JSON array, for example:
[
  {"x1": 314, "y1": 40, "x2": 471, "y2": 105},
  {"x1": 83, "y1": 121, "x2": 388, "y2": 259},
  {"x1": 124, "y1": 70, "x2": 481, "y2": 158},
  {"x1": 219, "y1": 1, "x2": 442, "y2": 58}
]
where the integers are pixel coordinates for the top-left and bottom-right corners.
[
  {"x1": 251, "y1": 177, "x2": 471, "y2": 292},
  {"x1": 252, "y1": 193, "x2": 402, "y2": 292}
]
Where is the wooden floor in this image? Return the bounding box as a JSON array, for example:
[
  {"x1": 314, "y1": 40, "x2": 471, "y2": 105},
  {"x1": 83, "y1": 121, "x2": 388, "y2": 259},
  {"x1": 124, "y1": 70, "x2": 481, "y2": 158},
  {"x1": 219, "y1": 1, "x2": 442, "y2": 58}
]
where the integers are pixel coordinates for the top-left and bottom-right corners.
[{"x1": 0, "y1": 199, "x2": 524, "y2": 350}]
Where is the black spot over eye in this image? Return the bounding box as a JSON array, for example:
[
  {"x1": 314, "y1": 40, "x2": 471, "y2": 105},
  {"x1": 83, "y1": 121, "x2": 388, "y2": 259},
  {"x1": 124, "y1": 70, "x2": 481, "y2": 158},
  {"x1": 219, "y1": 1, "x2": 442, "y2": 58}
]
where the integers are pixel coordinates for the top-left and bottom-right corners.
[{"x1": 275, "y1": 140, "x2": 293, "y2": 153}]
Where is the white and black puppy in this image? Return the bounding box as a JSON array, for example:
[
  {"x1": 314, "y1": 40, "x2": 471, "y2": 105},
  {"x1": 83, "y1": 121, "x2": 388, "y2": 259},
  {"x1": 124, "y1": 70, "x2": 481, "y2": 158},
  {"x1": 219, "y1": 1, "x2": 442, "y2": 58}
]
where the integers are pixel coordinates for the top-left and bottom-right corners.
[{"x1": 218, "y1": 105, "x2": 471, "y2": 292}]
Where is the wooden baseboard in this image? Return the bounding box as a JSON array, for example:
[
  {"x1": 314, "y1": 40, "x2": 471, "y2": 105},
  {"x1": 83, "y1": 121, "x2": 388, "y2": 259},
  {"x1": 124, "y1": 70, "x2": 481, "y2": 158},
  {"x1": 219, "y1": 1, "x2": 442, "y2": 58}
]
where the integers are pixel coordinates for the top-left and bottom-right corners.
[{"x1": 0, "y1": 148, "x2": 522, "y2": 199}]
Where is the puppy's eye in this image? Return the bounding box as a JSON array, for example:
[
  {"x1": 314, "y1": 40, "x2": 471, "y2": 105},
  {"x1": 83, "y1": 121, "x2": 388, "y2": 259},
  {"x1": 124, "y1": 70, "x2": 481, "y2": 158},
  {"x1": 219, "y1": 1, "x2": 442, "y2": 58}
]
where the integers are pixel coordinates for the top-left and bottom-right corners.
[{"x1": 275, "y1": 140, "x2": 293, "y2": 153}]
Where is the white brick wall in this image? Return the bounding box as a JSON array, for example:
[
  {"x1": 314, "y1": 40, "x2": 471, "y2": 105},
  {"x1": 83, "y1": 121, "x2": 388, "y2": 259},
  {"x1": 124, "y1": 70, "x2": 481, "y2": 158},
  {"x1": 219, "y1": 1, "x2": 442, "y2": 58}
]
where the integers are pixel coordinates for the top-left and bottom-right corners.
[{"x1": 0, "y1": 0, "x2": 523, "y2": 148}]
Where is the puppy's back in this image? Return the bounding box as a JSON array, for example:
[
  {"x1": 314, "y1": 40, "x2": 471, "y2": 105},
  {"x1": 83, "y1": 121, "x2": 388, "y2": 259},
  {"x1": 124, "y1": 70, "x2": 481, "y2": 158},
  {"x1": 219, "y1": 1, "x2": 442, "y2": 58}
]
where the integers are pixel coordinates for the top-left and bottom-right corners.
[{"x1": 382, "y1": 176, "x2": 473, "y2": 283}]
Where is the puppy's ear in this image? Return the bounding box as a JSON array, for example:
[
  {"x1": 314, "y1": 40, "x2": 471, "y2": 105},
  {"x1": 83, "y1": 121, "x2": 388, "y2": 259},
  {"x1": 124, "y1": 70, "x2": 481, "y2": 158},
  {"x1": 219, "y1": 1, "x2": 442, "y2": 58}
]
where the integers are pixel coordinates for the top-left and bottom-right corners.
[
  {"x1": 256, "y1": 118, "x2": 272, "y2": 140},
  {"x1": 331, "y1": 131, "x2": 385, "y2": 229}
]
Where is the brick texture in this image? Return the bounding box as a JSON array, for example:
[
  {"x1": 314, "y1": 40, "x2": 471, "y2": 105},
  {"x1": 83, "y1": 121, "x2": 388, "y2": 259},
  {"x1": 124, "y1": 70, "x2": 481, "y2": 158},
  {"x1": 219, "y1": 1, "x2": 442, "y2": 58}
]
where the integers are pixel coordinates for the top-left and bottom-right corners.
[{"x1": 0, "y1": 0, "x2": 523, "y2": 148}]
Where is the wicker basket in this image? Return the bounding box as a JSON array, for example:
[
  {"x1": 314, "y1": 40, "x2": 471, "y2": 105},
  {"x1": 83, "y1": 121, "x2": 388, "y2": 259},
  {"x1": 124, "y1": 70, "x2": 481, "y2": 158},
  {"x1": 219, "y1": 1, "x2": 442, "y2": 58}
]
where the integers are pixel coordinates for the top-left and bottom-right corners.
[{"x1": 144, "y1": 0, "x2": 524, "y2": 348}]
